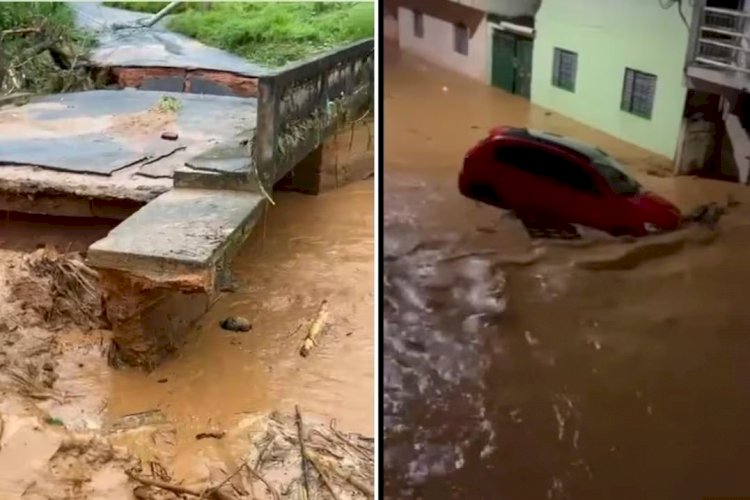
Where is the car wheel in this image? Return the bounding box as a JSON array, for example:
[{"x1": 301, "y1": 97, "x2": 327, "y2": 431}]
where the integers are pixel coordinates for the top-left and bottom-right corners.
[{"x1": 520, "y1": 217, "x2": 580, "y2": 240}]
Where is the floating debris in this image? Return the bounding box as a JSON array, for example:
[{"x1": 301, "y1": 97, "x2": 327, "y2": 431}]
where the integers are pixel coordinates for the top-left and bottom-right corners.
[{"x1": 300, "y1": 300, "x2": 330, "y2": 357}]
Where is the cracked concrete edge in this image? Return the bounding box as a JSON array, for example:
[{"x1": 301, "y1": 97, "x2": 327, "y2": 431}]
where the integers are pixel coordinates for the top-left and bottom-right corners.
[
  {"x1": 86, "y1": 192, "x2": 266, "y2": 291},
  {"x1": 172, "y1": 168, "x2": 261, "y2": 191},
  {"x1": 0, "y1": 165, "x2": 171, "y2": 202}
]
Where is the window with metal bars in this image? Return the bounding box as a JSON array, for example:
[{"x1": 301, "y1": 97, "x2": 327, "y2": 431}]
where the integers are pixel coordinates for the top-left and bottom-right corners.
[
  {"x1": 621, "y1": 68, "x2": 657, "y2": 119},
  {"x1": 552, "y1": 48, "x2": 577, "y2": 92},
  {"x1": 454, "y1": 23, "x2": 469, "y2": 55},
  {"x1": 413, "y1": 10, "x2": 424, "y2": 38}
]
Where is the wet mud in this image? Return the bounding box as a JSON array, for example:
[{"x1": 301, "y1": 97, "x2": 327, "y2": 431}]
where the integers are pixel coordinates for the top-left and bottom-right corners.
[
  {"x1": 384, "y1": 43, "x2": 750, "y2": 499},
  {"x1": 0, "y1": 176, "x2": 373, "y2": 496},
  {"x1": 104, "y1": 180, "x2": 374, "y2": 471}
]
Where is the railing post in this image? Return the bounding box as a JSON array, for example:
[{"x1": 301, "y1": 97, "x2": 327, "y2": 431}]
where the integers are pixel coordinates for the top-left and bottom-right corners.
[
  {"x1": 742, "y1": 1, "x2": 750, "y2": 71},
  {"x1": 255, "y1": 75, "x2": 280, "y2": 187},
  {"x1": 686, "y1": 0, "x2": 705, "y2": 68}
]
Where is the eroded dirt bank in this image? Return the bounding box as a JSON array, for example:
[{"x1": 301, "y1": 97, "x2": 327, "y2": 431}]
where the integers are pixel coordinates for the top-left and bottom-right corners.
[
  {"x1": 0, "y1": 178, "x2": 374, "y2": 498},
  {"x1": 384, "y1": 43, "x2": 750, "y2": 499}
]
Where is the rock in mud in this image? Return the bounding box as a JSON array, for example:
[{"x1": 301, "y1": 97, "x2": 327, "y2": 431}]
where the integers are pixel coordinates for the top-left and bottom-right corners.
[{"x1": 220, "y1": 316, "x2": 252, "y2": 332}]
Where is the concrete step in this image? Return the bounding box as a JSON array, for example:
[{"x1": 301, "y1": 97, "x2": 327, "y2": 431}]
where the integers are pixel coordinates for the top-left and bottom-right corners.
[
  {"x1": 724, "y1": 112, "x2": 750, "y2": 184},
  {"x1": 86, "y1": 188, "x2": 266, "y2": 369},
  {"x1": 87, "y1": 188, "x2": 265, "y2": 289}
]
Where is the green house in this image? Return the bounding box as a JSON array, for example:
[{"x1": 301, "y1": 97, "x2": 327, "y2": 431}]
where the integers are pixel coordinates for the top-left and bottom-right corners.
[{"x1": 530, "y1": 0, "x2": 692, "y2": 159}]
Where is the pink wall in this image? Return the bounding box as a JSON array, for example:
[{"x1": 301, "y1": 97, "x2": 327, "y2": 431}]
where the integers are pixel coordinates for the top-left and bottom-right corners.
[{"x1": 395, "y1": 0, "x2": 489, "y2": 83}]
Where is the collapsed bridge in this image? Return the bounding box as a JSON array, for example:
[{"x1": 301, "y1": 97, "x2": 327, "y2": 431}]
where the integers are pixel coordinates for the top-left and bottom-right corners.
[{"x1": 0, "y1": 3, "x2": 374, "y2": 368}]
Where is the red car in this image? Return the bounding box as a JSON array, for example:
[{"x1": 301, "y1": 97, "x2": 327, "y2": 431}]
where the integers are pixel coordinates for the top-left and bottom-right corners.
[{"x1": 459, "y1": 127, "x2": 682, "y2": 237}]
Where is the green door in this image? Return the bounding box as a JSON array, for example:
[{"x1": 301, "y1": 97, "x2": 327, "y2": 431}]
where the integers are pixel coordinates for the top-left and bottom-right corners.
[
  {"x1": 491, "y1": 30, "x2": 533, "y2": 99},
  {"x1": 491, "y1": 31, "x2": 516, "y2": 94},
  {"x1": 515, "y1": 39, "x2": 533, "y2": 99}
]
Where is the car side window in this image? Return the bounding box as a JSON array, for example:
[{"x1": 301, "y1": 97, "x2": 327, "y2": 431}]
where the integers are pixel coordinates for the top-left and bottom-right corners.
[{"x1": 495, "y1": 145, "x2": 599, "y2": 194}]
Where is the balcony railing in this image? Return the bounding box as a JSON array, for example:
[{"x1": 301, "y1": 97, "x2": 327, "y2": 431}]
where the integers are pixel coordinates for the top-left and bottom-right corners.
[{"x1": 693, "y1": 5, "x2": 750, "y2": 73}]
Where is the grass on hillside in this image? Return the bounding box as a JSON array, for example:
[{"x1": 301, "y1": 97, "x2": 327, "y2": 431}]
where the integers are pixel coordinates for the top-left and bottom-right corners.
[
  {"x1": 104, "y1": 2, "x2": 374, "y2": 66},
  {"x1": 0, "y1": 2, "x2": 72, "y2": 31}
]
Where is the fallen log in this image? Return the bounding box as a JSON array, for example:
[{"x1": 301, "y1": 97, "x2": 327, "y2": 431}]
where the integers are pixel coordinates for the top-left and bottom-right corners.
[{"x1": 300, "y1": 300, "x2": 330, "y2": 357}]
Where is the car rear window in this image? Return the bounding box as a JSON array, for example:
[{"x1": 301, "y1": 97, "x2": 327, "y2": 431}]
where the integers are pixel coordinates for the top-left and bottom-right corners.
[{"x1": 495, "y1": 146, "x2": 599, "y2": 194}]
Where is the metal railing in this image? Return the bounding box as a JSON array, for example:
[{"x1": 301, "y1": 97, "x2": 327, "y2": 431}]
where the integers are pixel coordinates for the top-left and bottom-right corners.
[{"x1": 693, "y1": 5, "x2": 750, "y2": 73}]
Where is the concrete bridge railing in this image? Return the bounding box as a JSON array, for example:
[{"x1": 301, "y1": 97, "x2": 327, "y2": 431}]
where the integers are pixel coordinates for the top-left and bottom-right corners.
[{"x1": 254, "y1": 38, "x2": 375, "y2": 191}]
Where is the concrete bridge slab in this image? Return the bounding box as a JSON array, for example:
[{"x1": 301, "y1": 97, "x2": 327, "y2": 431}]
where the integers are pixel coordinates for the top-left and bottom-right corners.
[
  {"x1": 87, "y1": 188, "x2": 265, "y2": 286},
  {"x1": 87, "y1": 188, "x2": 265, "y2": 368},
  {"x1": 0, "y1": 90, "x2": 257, "y2": 216}
]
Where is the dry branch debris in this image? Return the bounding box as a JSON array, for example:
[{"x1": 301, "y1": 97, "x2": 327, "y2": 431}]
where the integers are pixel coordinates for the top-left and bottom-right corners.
[{"x1": 11, "y1": 249, "x2": 105, "y2": 330}]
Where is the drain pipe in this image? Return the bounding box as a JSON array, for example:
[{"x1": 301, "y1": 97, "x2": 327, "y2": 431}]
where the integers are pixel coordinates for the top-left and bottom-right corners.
[
  {"x1": 139, "y1": 1, "x2": 182, "y2": 28},
  {"x1": 110, "y1": 1, "x2": 181, "y2": 30}
]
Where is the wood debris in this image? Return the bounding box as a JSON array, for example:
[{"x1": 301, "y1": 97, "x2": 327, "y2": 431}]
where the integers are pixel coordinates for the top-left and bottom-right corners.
[{"x1": 300, "y1": 300, "x2": 330, "y2": 357}]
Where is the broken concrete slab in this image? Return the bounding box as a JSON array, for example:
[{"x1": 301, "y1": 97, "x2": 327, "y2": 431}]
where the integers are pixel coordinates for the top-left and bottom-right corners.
[
  {"x1": 0, "y1": 90, "x2": 257, "y2": 215},
  {"x1": 87, "y1": 188, "x2": 265, "y2": 286},
  {"x1": 0, "y1": 90, "x2": 256, "y2": 177}
]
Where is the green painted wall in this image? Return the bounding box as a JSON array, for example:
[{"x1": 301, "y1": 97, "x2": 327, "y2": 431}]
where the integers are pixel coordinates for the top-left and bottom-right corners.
[{"x1": 530, "y1": 0, "x2": 691, "y2": 158}]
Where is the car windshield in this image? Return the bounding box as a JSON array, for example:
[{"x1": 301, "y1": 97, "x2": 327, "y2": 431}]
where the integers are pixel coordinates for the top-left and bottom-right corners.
[{"x1": 526, "y1": 130, "x2": 641, "y2": 196}]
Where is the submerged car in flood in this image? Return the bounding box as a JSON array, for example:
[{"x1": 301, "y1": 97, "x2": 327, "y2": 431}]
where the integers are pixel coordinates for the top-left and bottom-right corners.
[{"x1": 459, "y1": 127, "x2": 682, "y2": 237}]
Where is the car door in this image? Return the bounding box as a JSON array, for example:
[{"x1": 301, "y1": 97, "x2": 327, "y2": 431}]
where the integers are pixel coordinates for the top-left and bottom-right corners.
[
  {"x1": 490, "y1": 143, "x2": 558, "y2": 214},
  {"x1": 500, "y1": 143, "x2": 610, "y2": 229},
  {"x1": 533, "y1": 148, "x2": 611, "y2": 230}
]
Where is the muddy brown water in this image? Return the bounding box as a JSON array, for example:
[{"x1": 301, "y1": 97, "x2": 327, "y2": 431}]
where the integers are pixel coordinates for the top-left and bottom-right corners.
[
  {"x1": 3, "y1": 180, "x2": 373, "y2": 478},
  {"x1": 105, "y1": 181, "x2": 374, "y2": 469},
  {"x1": 384, "y1": 44, "x2": 750, "y2": 499}
]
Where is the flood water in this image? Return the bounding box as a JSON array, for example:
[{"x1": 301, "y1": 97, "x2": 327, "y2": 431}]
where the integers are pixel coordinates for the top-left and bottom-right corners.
[
  {"x1": 384, "y1": 44, "x2": 750, "y2": 499},
  {"x1": 102, "y1": 180, "x2": 374, "y2": 462},
  {"x1": 8, "y1": 179, "x2": 375, "y2": 478}
]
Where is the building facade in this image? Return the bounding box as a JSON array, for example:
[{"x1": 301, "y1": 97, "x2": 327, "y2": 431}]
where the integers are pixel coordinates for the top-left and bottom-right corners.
[
  {"x1": 530, "y1": 0, "x2": 692, "y2": 159},
  {"x1": 395, "y1": 0, "x2": 490, "y2": 82},
  {"x1": 386, "y1": 0, "x2": 539, "y2": 85}
]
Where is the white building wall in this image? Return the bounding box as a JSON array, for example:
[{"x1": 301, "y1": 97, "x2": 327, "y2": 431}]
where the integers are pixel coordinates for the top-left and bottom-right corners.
[{"x1": 397, "y1": 5, "x2": 489, "y2": 82}]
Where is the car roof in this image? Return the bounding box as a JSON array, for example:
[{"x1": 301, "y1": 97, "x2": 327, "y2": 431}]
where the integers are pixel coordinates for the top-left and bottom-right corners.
[{"x1": 502, "y1": 128, "x2": 609, "y2": 163}]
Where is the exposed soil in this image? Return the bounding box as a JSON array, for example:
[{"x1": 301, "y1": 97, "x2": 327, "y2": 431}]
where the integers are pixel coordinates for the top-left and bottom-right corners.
[
  {"x1": 110, "y1": 108, "x2": 177, "y2": 139},
  {"x1": 0, "y1": 180, "x2": 373, "y2": 499}
]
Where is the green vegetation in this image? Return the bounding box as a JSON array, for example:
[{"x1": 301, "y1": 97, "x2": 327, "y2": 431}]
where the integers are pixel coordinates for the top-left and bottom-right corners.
[
  {"x1": 154, "y1": 95, "x2": 181, "y2": 113},
  {"x1": 0, "y1": 2, "x2": 95, "y2": 95},
  {"x1": 104, "y1": 2, "x2": 374, "y2": 67},
  {"x1": 0, "y1": 2, "x2": 71, "y2": 30}
]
